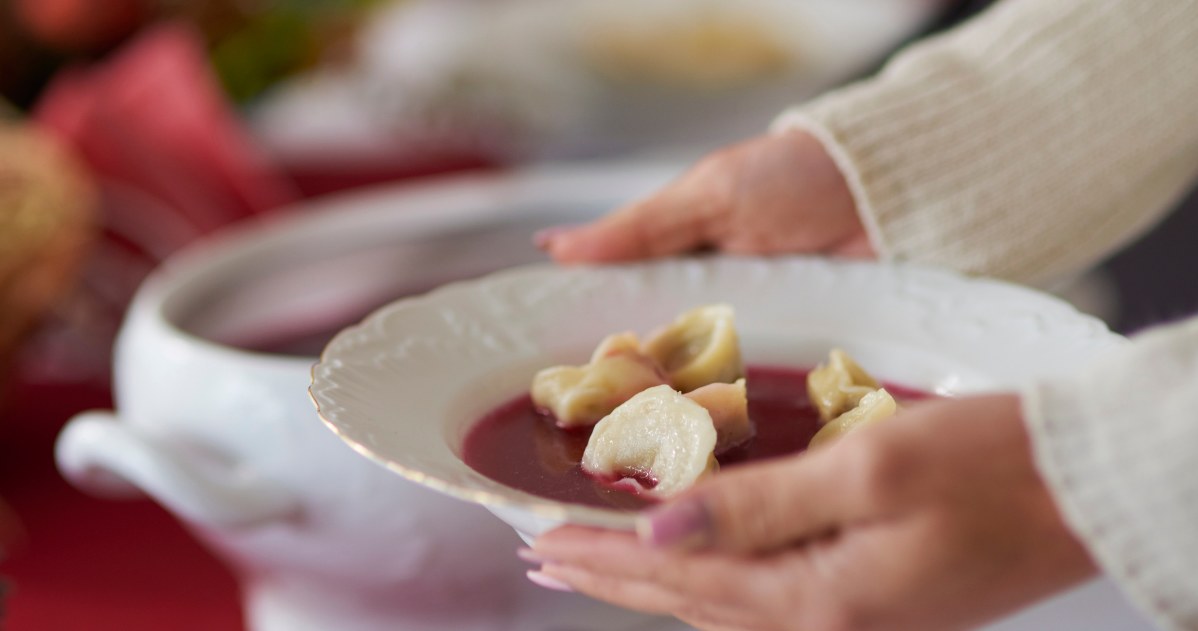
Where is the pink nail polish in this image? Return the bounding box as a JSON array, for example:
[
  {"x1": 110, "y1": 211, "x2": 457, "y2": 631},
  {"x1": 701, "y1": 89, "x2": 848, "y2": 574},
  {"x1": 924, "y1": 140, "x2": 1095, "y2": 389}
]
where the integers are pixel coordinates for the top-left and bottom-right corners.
[
  {"x1": 527, "y1": 569, "x2": 573, "y2": 592},
  {"x1": 637, "y1": 497, "x2": 712, "y2": 549},
  {"x1": 516, "y1": 547, "x2": 542, "y2": 564}
]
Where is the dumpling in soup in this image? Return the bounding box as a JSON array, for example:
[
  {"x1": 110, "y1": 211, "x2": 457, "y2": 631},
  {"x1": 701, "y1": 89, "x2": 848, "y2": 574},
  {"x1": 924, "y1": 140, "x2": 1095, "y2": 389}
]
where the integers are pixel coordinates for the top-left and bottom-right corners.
[
  {"x1": 808, "y1": 388, "x2": 898, "y2": 449},
  {"x1": 643, "y1": 304, "x2": 744, "y2": 393},
  {"x1": 531, "y1": 332, "x2": 667, "y2": 428},
  {"x1": 806, "y1": 348, "x2": 880, "y2": 423},
  {"x1": 684, "y1": 378, "x2": 753, "y2": 454},
  {"x1": 582, "y1": 384, "x2": 718, "y2": 498},
  {"x1": 589, "y1": 330, "x2": 642, "y2": 361}
]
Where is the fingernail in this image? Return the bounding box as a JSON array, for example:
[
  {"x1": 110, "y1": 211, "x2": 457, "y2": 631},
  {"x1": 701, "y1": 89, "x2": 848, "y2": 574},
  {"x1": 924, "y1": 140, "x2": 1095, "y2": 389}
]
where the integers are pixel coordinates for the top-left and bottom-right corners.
[
  {"x1": 527, "y1": 569, "x2": 573, "y2": 592},
  {"x1": 636, "y1": 497, "x2": 713, "y2": 549},
  {"x1": 516, "y1": 547, "x2": 542, "y2": 564},
  {"x1": 533, "y1": 225, "x2": 573, "y2": 250}
]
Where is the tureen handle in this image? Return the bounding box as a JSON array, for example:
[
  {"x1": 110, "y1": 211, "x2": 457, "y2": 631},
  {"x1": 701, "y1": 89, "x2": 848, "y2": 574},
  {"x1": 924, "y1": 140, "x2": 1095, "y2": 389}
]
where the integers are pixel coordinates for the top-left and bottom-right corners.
[{"x1": 56, "y1": 410, "x2": 299, "y2": 528}]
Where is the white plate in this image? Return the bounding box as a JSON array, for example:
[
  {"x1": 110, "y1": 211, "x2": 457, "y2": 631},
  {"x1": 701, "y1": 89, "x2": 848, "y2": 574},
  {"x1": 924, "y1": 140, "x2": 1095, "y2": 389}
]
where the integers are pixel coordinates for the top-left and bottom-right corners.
[
  {"x1": 311, "y1": 258, "x2": 1121, "y2": 529},
  {"x1": 311, "y1": 256, "x2": 1156, "y2": 630},
  {"x1": 309, "y1": 258, "x2": 1150, "y2": 631}
]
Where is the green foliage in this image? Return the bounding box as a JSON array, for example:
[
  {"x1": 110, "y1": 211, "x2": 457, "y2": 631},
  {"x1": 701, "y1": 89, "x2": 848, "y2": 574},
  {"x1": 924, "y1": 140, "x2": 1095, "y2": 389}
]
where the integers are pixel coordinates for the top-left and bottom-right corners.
[{"x1": 209, "y1": 0, "x2": 387, "y2": 104}]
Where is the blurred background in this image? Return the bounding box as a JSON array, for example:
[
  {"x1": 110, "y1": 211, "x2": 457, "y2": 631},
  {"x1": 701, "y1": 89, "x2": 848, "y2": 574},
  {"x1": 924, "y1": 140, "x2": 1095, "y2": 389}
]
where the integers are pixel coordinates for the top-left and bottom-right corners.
[{"x1": 0, "y1": 0, "x2": 1194, "y2": 629}]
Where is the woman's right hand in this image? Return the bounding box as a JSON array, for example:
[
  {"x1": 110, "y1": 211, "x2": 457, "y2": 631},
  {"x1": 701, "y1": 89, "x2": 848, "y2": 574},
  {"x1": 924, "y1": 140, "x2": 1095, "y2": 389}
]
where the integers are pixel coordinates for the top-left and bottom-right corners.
[
  {"x1": 538, "y1": 129, "x2": 874, "y2": 263},
  {"x1": 530, "y1": 394, "x2": 1098, "y2": 631}
]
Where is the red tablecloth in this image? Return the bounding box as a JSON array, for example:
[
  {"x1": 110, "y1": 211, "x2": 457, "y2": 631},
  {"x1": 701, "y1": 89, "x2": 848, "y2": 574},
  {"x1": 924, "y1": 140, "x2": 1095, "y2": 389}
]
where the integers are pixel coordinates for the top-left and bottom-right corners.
[
  {"x1": 0, "y1": 378, "x2": 244, "y2": 631},
  {"x1": 0, "y1": 18, "x2": 506, "y2": 630},
  {"x1": 0, "y1": 138, "x2": 500, "y2": 629}
]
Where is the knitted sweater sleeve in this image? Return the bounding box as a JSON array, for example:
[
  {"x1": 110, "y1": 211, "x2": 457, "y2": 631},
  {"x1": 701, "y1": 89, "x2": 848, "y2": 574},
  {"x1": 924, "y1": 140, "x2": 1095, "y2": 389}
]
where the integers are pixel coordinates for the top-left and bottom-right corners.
[
  {"x1": 1023, "y1": 316, "x2": 1198, "y2": 631},
  {"x1": 773, "y1": 0, "x2": 1198, "y2": 288},
  {"x1": 771, "y1": 2, "x2": 1198, "y2": 629}
]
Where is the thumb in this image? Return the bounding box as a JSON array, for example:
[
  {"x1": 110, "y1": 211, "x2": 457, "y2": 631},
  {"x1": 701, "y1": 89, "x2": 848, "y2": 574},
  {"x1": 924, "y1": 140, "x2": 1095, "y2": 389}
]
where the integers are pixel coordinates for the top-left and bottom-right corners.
[
  {"x1": 540, "y1": 178, "x2": 717, "y2": 264},
  {"x1": 636, "y1": 450, "x2": 856, "y2": 554}
]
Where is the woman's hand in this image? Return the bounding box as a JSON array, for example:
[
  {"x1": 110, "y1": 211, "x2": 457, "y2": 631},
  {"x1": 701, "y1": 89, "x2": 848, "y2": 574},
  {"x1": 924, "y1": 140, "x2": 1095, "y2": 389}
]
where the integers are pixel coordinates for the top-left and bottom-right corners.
[
  {"x1": 537, "y1": 130, "x2": 873, "y2": 263},
  {"x1": 527, "y1": 395, "x2": 1098, "y2": 631}
]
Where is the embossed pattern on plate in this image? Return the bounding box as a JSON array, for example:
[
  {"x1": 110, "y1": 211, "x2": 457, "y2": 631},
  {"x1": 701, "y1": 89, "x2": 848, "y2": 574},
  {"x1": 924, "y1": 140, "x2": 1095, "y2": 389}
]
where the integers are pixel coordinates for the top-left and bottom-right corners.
[{"x1": 310, "y1": 257, "x2": 1123, "y2": 533}]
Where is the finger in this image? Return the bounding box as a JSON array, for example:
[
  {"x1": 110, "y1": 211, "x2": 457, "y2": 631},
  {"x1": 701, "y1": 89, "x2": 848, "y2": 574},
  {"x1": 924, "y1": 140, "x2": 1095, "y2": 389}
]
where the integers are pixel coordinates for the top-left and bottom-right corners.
[
  {"x1": 830, "y1": 231, "x2": 877, "y2": 259},
  {"x1": 532, "y1": 527, "x2": 746, "y2": 597},
  {"x1": 534, "y1": 527, "x2": 823, "y2": 629},
  {"x1": 637, "y1": 449, "x2": 867, "y2": 554},
  {"x1": 543, "y1": 178, "x2": 715, "y2": 264},
  {"x1": 535, "y1": 563, "x2": 684, "y2": 616},
  {"x1": 676, "y1": 609, "x2": 778, "y2": 631},
  {"x1": 533, "y1": 526, "x2": 803, "y2": 610},
  {"x1": 532, "y1": 525, "x2": 678, "y2": 577},
  {"x1": 538, "y1": 561, "x2": 776, "y2": 631}
]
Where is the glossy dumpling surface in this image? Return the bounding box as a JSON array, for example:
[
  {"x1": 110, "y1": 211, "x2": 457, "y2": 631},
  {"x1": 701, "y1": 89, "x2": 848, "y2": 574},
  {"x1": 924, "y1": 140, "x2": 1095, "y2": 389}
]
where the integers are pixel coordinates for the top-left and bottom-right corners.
[
  {"x1": 531, "y1": 333, "x2": 667, "y2": 428},
  {"x1": 684, "y1": 378, "x2": 753, "y2": 454},
  {"x1": 643, "y1": 304, "x2": 744, "y2": 392},
  {"x1": 589, "y1": 331, "x2": 642, "y2": 362},
  {"x1": 582, "y1": 384, "x2": 718, "y2": 498},
  {"x1": 806, "y1": 348, "x2": 880, "y2": 423},
  {"x1": 808, "y1": 388, "x2": 898, "y2": 449}
]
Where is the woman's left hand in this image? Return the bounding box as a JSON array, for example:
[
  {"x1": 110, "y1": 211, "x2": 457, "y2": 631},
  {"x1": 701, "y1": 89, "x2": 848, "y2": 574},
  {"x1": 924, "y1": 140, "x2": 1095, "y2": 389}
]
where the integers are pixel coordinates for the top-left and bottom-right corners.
[{"x1": 527, "y1": 394, "x2": 1098, "y2": 631}]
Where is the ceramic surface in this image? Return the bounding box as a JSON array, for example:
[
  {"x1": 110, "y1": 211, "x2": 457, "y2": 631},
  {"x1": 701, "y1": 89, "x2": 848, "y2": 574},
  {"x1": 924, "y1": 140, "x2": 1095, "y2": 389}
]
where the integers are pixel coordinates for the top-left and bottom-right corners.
[
  {"x1": 311, "y1": 257, "x2": 1158, "y2": 631},
  {"x1": 55, "y1": 162, "x2": 694, "y2": 631},
  {"x1": 254, "y1": 0, "x2": 941, "y2": 162}
]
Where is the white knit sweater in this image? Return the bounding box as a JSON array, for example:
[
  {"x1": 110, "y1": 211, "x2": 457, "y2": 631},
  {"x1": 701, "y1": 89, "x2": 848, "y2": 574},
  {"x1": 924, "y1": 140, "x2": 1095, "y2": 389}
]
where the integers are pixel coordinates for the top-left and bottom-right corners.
[{"x1": 774, "y1": 1, "x2": 1198, "y2": 629}]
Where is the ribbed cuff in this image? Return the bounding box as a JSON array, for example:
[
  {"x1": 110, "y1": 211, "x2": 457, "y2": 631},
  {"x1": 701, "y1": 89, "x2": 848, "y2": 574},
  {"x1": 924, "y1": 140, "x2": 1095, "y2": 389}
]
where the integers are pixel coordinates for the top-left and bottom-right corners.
[
  {"x1": 1021, "y1": 317, "x2": 1198, "y2": 631},
  {"x1": 772, "y1": 0, "x2": 1198, "y2": 287},
  {"x1": 771, "y1": 109, "x2": 892, "y2": 262}
]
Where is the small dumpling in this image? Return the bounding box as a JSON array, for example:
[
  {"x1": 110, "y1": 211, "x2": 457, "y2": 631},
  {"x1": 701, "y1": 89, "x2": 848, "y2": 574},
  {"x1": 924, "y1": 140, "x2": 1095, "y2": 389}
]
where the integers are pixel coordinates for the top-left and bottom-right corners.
[
  {"x1": 808, "y1": 388, "x2": 897, "y2": 449},
  {"x1": 684, "y1": 378, "x2": 753, "y2": 454},
  {"x1": 589, "y1": 331, "x2": 642, "y2": 361},
  {"x1": 531, "y1": 332, "x2": 667, "y2": 428},
  {"x1": 582, "y1": 385, "x2": 718, "y2": 498},
  {"x1": 806, "y1": 348, "x2": 880, "y2": 423},
  {"x1": 532, "y1": 354, "x2": 666, "y2": 428},
  {"x1": 643, "y1": 304, "x2": 744, "y2": 392}
]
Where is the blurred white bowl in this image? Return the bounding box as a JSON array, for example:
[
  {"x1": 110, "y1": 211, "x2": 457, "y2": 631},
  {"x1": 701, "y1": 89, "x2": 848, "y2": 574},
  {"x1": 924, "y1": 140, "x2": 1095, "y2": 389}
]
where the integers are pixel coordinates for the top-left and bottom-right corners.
[
  {"x1": 56, "y1": 161, "x2": 697, "y2": 631},
  {"x1": 252, "y1": 0, "x2": 943, "y2": 165}
]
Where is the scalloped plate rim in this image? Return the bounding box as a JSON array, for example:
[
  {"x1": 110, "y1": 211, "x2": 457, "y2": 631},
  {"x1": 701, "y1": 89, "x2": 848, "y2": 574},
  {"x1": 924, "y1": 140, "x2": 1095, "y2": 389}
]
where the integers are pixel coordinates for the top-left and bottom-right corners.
[{"x1": 309, "y1": 256, "x2": 1123, "y2": 530}]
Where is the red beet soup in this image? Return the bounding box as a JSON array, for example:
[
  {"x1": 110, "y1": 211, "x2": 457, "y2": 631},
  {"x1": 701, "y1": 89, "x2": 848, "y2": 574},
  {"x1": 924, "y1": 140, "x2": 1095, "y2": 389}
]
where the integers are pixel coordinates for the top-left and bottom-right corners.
[{"x1": 462, "y1": 366, "x2": 930, "y2": 511}]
